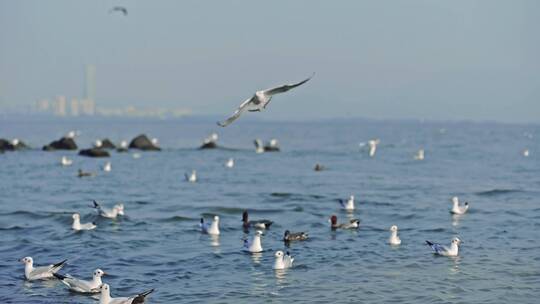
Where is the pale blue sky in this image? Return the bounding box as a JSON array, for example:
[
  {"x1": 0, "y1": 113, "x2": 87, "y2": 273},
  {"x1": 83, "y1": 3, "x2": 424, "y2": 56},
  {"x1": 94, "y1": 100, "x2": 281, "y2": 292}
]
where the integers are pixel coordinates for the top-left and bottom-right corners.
[{"x1": 0, "y1": 0, "x2": 538, "y2": 122}]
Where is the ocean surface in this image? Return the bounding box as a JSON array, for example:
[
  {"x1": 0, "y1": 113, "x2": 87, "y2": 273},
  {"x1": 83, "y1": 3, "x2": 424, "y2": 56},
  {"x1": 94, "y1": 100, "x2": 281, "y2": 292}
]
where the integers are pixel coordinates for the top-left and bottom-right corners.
[{"x1": 1, "y1": 117, "x2": 539, "y2": 303}]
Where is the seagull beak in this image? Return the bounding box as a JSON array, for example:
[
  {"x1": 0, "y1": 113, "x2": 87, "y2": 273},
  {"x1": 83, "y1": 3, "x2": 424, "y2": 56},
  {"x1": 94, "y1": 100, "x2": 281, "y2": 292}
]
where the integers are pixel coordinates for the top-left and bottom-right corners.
[{"x1": 102, "y1": 272, "x2": 108, "y2": 276}]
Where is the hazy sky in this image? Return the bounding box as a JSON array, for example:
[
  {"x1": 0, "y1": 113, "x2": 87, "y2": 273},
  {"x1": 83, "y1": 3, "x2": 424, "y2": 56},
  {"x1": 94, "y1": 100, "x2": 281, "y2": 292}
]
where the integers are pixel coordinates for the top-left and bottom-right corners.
[{"x1": 0, "y1": 0, "x2": 538, "y2": 122}]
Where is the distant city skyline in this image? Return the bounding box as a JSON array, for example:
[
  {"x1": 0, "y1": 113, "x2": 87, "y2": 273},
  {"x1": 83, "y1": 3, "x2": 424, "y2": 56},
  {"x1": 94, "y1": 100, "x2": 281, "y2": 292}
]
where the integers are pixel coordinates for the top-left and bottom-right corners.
[{"x1": 0, "y1": 0, "x2": 538, "y2": 123}]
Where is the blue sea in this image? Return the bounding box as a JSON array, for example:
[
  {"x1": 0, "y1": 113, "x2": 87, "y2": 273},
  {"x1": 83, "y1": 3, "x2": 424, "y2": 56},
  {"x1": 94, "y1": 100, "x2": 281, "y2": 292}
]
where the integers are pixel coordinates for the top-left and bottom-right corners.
[{"x1": 1, "y1": 117, "x2": 539, "y2": 303}]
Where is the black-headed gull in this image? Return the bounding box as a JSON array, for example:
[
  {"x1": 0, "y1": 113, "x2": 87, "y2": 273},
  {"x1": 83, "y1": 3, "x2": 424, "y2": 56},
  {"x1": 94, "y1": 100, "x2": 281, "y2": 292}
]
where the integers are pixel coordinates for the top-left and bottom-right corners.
[
  {"x1": 217, "y1": 74, "x2": 313, "y2": 127},
  {"x1": 54, "y1": 268, "x2": 105, "y2": 293},
  {"x1": 283, "y1": 230, "x2": 308, "y2": 242},
  {"x1": 450, "y1": 196, "x2": 469, "y2": 215},
  {"x1": 200, "y1": 216, "x2": 220, "y2": 235},
  {"x1": 273, "y1": 251, "x2": 294, "y2": 270},
  {"x1": 93, "y1": 200, "x2": 124, "y2": 219},
  {"x1": 338, "y1": 195, "x2": 355, "y2": 211},
  {"x1": 20, "y1": 257, "x2": 67, "y2": 281},
  {"x1": 242, "y1": 210, "x2": 273, "y2": 229},
  {"x1": 243, "y1": 230, "x2": 263, "y2": 253},
  {"x1": 330, "y1": 215, "x2": 359, "y2": 230},
  {"x1": 389, "y1": 225, "x2": 401, "y2": 245},
  {"x1": 99, "y1": 283, "x2": 154, "y2": 304},
  {"x1": 72, "y1": 213, "x2": 97, "y2": 231},
  {"x1": 426, "y1": 237, "x2": 462, "y2": 257}
]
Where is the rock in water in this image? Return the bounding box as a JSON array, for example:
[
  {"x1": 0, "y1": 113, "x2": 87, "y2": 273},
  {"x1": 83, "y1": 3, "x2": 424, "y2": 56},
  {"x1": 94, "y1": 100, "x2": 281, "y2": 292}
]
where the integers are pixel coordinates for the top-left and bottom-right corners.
[
  {"x1": 43, "y1": 137, "x2": 78, "y2": 151},
  {"x1": 99, "y1": 138, "x2": 116, "y2": 149},
  {"x1": 79, "y1": 148, "x2": 110, "y2": 158},
  {"x1": 128, "y1": 134, "x2": 161, "y2": 151}
]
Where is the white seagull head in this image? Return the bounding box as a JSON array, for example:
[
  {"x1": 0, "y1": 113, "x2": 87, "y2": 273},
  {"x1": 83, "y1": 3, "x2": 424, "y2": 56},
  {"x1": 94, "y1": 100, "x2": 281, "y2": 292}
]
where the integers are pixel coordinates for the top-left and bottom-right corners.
[{"x1": 390, "y1": 225, "x2": 398, "y2": 232}]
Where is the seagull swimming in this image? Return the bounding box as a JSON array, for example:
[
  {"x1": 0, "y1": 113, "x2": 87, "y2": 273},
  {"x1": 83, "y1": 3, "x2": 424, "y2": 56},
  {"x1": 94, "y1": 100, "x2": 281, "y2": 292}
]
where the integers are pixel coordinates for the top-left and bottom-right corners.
[
  {"x1": 283, "y1": 230, "x2": 308, "y2": 242},
  {"x1": 338, "y1": 195, "x2": 355, "y2": 211},
  {"x1": 243, "y1": 230, "x2": 263, "y2": 253},
  {"x1": 273, "y1": 251, "x2": 294, "y2": 270},
  {"x1": 330, "y1": 215, "x2": 360, "y2": 230},
  {"x1": 54, "y1": 268, "x2": 105, "y2": 293},
  {"x1": 200, "y1": 216, "x2": 220, "y2": 235},
  {"x1": 389, "y1": 225, "x2": 401, "y2": 245},
  {"x1": 242, "y1": 210, "x2": 273, "y2": 229},
  {"x1": 450, "y1": 196, "x2": 469, "y2": 215},
  {"x1": 523, "y1": 149, "x2": 530, "y2": 157},
  {"x1": 93, "y1": 200, "x2": 124, "y2": 219},
  {"x1": 368, "y1": 139, "x2": 380, "y2": 157},
  {"x1": 94, "y1": 140, "x2": 103, "y2": 149},
  {"x1": 61, "y1": 156, "x2": 73, "y2": 166},
  {"x1": 426, "y1": 237, "x2": 462, "y2": 257},
  {"x1": 99, "y1": 283, "x2": 154, "y2": 304},
  {"x1": 217, "y1": 74, "x2": 313, "y2": 127},
  {"x1": 20, "y1": 257, "x2": 67, "y2": 281},
  {"x1": 225, "y1": 158, "x2": 234, "y2": 168},
  {"x1": 72, "y1": 213, "x2": 97, "y2": 231},
  {"x1": 185, "y1": 170, "x2": 197, "y2": 183},
  {"x1": 414, "y1": 149, "x2": 425, "y2": 160},
  {"x1": 254, "y1": 139, "x2": 265, "y2": 154},
  {"x1": 103, "y1": 162, "x2": 112, "y2": 172}
]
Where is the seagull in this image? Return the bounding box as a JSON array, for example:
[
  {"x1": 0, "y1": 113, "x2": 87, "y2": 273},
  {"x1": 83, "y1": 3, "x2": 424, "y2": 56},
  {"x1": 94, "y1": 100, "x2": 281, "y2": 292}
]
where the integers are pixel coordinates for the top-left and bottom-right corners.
[
  {"x1": 242, "y1": 210, "x2": 273, "y2": 229},
  {"x1": 200, "y1": 216, "x2": 220, "y2": 235},
  {"x1": 109, "y1": 6, "x2": 128, "y2": 16},
  {"x1": 204, "y1": 133, "x2": 218, "y2": 145},
  {"x1": 92, "y1": 200, "x2": 124, "y2": 219},
  {"x1": 54, "y1": 269, "x2": 105, "y2": 293},
  {"x1": 72, "y1": 213, "x2": 97, "y2": 231},
  {"x1": 283, "y1": 230, "x2": 308, "y2": 242},
  {"x1": 273, "y1": 251, "x2": 294, "y2": 270},
  {"x1": 254, "y1": 139, "x2": 265, "y2": 154},
  {"x1": 330, "y1": 215, "x2": 359, "y2": 230},
  {"x1": 450, "y1": 196, "x2": 469, "y2": 215},
  {"x1": 132, "y1": 153, "x2": 141, "y2": 159},
  {"x1": 523, "y1": 149, "x2": 530, "y2": 157},
  {"x1": 426, "y1": 237, "x2": 462, "y2": 257},
  {"x1": 78, "y1": 169, "x2": 95, "y2": 178},
  {"x1": 314, "y1": 163, "x2": 325, "y2": 171},
  {"x1": 243, "y1": 230, "x2": 263, "y2": 253},
  {"x1": 65, "y1": 131, "x2": 77, "y2": 139},
  {"x1": 94, "y1": 140, "x2": 103, "y2": 149},
  {"x1": 368, "y1": 139, "x2": 380, "y2": 157},
  {"x1": 61, "y1": 156, "x2": 73, "y2": 166},
  {"x1": 120, "y1": 141, "x2": 128, "y2": 149},
  {"x1": 225, "y1": 158, "x2": 234, "y2": 168},
  {"x1": 414, "y1": 149, "x2": 424, "y2": 160},
  {"x1": 99, "y1": 283, "x2": 154, "y2": 304},
  {"x1": 151, "y1": 138, "x2": 159, "y2": 147},
  {"x1": 185, "y1": 170, "x2": 197, "y2": 183},
  {"x1": 389, "y1": 225, "x2": 401, "y2": 245},
  {"x1": 20, "y1": 257, "x2": 67, "y2": 281},
  {"x1": 217, "y1": 74, "x2": 314, "y2": 127},
  {"x1": 103, "y1": 162, "x2": 112, "y2": 172},
  {"x1": 338, "y1": 195, "x2": 355, "y2": 211}
]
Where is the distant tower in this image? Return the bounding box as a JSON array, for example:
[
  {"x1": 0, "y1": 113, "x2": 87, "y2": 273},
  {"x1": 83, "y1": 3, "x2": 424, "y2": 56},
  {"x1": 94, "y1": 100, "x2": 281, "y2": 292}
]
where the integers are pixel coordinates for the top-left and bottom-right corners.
[
  {"x1": 85, "y1": 64, "x2": 96, "y2": 102},
  {"x1": 70, "y1": 98, "x2": 79, "y2": 116},
  {"x1": 54, "y1": 96, "x2": 67, "y2": 116}
]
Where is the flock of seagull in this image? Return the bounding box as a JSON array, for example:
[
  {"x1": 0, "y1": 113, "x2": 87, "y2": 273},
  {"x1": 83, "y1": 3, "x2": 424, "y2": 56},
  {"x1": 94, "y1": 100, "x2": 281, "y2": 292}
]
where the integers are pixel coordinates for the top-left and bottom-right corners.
[{"x1": 15, "y1": 75, "x2": 533, "y2": 303}]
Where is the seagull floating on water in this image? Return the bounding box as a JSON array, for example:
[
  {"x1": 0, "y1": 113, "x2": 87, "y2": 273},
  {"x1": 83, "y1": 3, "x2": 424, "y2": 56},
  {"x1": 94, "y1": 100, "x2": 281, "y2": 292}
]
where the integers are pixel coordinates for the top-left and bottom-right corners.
[
  {"x1": 72, "y1": 213, "x2": 96, "y2": 231},
  {"x1": 338, "y1": 195, "x2": 355, "y2": 211},
  {"x1": 54, "y1": 268, "x2": 105, "y2": 293},
  {"x1": 243, "y1": 230, "x2": 264, "y2": 253},
  {"x1": 330, "y1": 215, "x2": 359, "y2": 230},
  {"x1": 61, "y1": 156, "x2": 73, "y2": 166},
  {"x1": 523, "y1": 149, "x2": 530, "y2": 157},
  {"x1": 254, "y1": 139, "x2": 265, "y2": 154},
  {"x1": 389, "y1": 225, "x2": 401, "y2": 245},
  {"x1": 426, "y1": 237, "x2": 462, "y2": 257},
  {"x1": 185, "y1": 170, "x2": 197, "y2": 183},
  {"x1": 20, "y1": 257, "x2": 67, "y2": 281},
  {"x1": 314, "y1": 163, "x2": 325, "y2": 171},
  {"x1": 200, "y1": 215, "x2": 220, "y2": 235},
  {"x1": 225, "y1": 158, "x2": 234, "y2": 168},
  {"x1": 99, "y1": 283, "x2": 154, "y2": 304},
  {"x1": 368, "y1": 139, "x2": 380, "y2": 157},
  {"x1": 414, "y1": 149, "x2": 425, "y2": 160},
  {"x1": 283, "y1": 230, "x2": 308, "y2": 242},
  {"x1": 103, "y1": 162, "x2": 112, "y2": 172},
  {"x1": 273, "y1": 251, "x2": 294, "y2": 270},
  {"x1": 93, "y1": 200, "x2": 124, "y2": 219},
  {"x1": 242, "y1": 210, "x2": 273, "y2": 229},
  {"x1": 450, "y1": 196, "x2": 469, "y2": 215},
  {"x1": 217, "y1": 74, "x2": 313, "y2": 127}
]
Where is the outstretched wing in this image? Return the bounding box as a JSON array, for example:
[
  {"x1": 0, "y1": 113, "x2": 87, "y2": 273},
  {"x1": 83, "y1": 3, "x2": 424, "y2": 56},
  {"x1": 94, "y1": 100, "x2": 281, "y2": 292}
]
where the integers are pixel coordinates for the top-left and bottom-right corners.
[
  {"x1": 426, "y1": 240, "x2": 446, "y2": 254},
  {"x1": 217, "y1": 96, "x2": 255, "y2": 127},
  {"x1": 262, "y1": 74, "x2": 314, "y2": 97}
]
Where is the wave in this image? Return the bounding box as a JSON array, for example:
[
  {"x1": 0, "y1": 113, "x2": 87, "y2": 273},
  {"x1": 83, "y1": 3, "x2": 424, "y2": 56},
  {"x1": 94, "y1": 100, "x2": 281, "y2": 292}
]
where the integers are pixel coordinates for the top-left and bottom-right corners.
[
  {"x1": 269, "y1": 192, "x2": 326, "y2": 201},
  {"x1": 159, "y1": 215, "x2": 193, "y2": 223},
  {"x1": 475, "y1": 189, "x2": 523, "y2": 196}
]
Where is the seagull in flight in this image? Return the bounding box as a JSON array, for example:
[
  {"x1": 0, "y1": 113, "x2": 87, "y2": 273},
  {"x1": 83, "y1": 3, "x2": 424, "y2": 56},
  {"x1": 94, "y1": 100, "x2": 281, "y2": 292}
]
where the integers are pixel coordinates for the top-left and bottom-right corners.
[
  {"x1": 217, "y1": 74, "x2": 314, "y2": 127},
  {"x1": 109, "y1": 6, "x2": 128, "y2": 16}
]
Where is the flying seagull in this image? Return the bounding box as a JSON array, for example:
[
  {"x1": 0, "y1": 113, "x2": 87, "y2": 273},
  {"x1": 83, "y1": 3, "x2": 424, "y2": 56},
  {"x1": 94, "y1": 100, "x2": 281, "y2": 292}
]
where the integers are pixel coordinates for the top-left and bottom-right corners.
[
  {"x1": 109, "y1": 6, "x2": 128, "y2": 16},
  {"x1": 217, "y1": 74, "x2": 314, "y2": 127}
]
